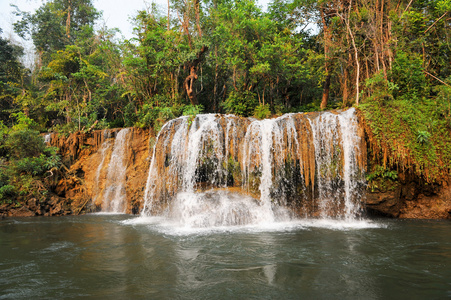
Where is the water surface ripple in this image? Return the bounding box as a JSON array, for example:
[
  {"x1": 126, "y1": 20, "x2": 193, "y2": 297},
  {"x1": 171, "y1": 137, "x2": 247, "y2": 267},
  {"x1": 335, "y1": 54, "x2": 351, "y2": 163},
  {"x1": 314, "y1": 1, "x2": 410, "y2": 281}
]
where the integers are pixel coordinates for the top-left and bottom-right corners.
[{"x1": 1, "y1": 215, "x2": 451, "y2": 299}]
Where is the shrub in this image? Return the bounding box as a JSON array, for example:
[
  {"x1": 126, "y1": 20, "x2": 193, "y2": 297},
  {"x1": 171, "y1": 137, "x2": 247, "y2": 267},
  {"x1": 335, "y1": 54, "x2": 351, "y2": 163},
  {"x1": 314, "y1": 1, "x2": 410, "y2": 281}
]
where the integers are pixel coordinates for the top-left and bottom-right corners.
[
  {"x1": 182, "y1": 104, "x2": 204, "y2": 116},
  {"x1": 0, "y1": 184, "x2": 16, "y2": 201},
  {"x1": 253, "y1": 104, "x2": 271, "y2": 119},
  {"x1": 4, "y1": 129, "x2": 46, "y2": 159},
  {"x1": 222, "y1": 91, "x2": 258, "y2": 116},
  {"x1": 390, "y1": 51, "x2": 427, "y2": 100}
]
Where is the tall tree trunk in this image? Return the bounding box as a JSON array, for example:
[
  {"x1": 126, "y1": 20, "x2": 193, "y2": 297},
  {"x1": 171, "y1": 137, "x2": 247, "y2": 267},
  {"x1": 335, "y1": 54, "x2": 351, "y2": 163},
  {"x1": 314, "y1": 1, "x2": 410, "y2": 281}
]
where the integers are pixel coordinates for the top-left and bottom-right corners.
[
  {"x1": 321, "y1": 74, "x2": 331, "y2": 109},
  {"x1": 343, "y1": 67, "x2": 349, "y2": 106},
  {"x1": 344, "y1": 0, "x2": 360, "y2": 105},
  {"x1": 184, "y1": 66, "x2": 198, "y2": 105},
  {"x1": 167, "y1": 0, "x2": 170, "y2": 30},
  {"x1": 66, "y1": 0, "x2": 71, "y2": 39},
  {"x1": 195, "y1": 0, "x2": 202, "y2": 38},
  {"x1": 213, "y1": 47, "x2": 218, "y2": 111},
  {"x1": 320, "y1": 8, "x2": 332, "y2": 110},
  {"x1": 183, "y1": 45, "x2": 208, "y2": 105}
]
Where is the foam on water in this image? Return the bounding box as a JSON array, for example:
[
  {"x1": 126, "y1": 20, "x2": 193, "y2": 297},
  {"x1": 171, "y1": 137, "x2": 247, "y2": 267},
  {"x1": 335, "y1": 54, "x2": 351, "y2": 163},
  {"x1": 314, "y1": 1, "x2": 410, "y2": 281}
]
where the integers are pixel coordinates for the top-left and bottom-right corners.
[
  {"x1": 92, "y1": 212, "x2": 128, "y2": 216},
  {"x1": 121, "y1": 216, "x2": 385, "y2": 236},
  {"x1": 123, "y1": 191, "x2": 385, "y2": 236}
]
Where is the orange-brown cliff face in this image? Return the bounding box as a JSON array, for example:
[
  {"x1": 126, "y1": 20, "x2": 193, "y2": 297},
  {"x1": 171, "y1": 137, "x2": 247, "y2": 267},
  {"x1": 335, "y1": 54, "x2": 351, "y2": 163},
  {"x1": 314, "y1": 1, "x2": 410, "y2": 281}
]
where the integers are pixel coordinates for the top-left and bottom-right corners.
[
  {"x1": 356, "y1": 108, "x2": 451, "y2": 219},
  {"x1": 5, "y1": 110, "x2": 449, "y2": 219},
  {"x1": 50, "y1": 128, "x2": 152, "y2": 215},
  {"x1": 364, "y1": 174, "x2": 451, "y2": 219}
]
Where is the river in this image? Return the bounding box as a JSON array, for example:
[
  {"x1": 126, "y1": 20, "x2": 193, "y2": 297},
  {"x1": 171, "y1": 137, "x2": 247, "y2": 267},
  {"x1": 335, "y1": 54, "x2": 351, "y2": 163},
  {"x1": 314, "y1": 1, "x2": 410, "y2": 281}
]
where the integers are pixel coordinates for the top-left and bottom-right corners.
[{"x1": 1, "y1": 215, "x2": 450, "y2": 299}]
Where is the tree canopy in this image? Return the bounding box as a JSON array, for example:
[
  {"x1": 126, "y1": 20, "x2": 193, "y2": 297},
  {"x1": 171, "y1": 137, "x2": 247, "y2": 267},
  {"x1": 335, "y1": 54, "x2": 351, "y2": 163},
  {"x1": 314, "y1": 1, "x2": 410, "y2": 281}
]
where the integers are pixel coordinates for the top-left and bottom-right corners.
[{"x1": 0, "y1": 0, "x2": 449, "y2": 184}]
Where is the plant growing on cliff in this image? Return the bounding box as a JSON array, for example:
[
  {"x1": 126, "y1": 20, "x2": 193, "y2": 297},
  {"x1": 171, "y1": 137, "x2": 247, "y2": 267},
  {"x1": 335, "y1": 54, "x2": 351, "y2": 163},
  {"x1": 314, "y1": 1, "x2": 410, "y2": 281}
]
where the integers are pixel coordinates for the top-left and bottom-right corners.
[
  {"x1": 360, "y1": 84, "x2": 451, "y2": 183},
  {"x1": 365, "y1": 165, "x2": 398, "y2": 193},
  {"x1": 416, "y1": 130, "x2": 431, "y2": 145},
  {"x1": 183, "y1": 104, "x2": 204, "y2": 127},
  {"x1": 0, "y1": 114, "x2": 61, "y2": 203}
]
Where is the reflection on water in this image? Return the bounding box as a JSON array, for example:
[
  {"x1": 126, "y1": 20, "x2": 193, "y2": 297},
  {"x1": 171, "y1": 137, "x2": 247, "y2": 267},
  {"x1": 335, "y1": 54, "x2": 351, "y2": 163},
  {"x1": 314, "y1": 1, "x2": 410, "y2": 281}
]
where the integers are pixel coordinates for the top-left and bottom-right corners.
[{"x1": 1, "y1": 216, "x2": 451, "y2": 299}]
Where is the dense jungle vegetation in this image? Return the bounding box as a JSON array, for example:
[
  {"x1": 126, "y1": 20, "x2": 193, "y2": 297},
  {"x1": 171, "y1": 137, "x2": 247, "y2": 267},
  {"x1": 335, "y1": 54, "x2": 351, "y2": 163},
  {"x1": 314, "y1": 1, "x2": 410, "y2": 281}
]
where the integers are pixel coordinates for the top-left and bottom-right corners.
[{"x1": 0, "y1": 0, "x2": 450, "y2": 203}]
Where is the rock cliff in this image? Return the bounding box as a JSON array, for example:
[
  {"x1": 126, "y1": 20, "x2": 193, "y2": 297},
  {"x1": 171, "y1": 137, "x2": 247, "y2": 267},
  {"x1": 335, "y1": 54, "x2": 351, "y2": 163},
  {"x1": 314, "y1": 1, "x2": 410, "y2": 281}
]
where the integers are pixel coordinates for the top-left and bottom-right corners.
[
  {"x1": 3, "y1": 111, "x2": 450, "y2": 219},
  {"x1": 365, "y1": 174, "x2": 451, "y2": 219},
  {"x1": 49, "y1": 127, "x2": 152, "y2": 215}
]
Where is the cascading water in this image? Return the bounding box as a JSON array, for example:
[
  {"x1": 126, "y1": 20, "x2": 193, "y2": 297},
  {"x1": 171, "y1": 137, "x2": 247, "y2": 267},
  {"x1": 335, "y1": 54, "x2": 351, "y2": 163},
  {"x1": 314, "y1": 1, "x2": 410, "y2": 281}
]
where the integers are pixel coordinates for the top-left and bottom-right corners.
[
  {"x1": 310, "y1": 112, "x2": 345, "y2": 217},
  {"x1": 242, "y1": 114, "x2": 301, "y2": 223},
  {"x1": 44, "y1": 133, "x2": 51, "y2": 144},
  {"x1": 100, "y1": 128, "x2": 130, "y2": 213},
  {"x1": 141, "y1": 108, "x2": 366, "y2": 227},
  {"x1": 92, "y1": 130, "x2": 113, "y2": 207},
  {"x1": 141, "y1": 114, "x2": 272, "y2": 226},
  {"x1": 309, "y1": 109, "x2": 365, "y2": 219},
  {"x1": 338, "y1": 109, "x2": 366, "y2": 219},
  {"x1": 92, "y1": 139, "x2": 111, "y2": 205}
]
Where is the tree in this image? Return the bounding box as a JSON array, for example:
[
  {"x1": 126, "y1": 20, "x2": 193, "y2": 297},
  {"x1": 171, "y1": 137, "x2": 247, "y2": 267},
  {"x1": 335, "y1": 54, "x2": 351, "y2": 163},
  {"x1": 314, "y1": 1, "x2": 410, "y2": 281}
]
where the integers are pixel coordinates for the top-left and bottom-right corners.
[
  {"x1": 207, "y1": 0, "x2": 307, "y2": 115},
  {"x1": 13, "y1": 0, "x2": 100, "y2": 66},
  {"x1": 0, "y1": 29, "x2": 28, "y2": 123}
]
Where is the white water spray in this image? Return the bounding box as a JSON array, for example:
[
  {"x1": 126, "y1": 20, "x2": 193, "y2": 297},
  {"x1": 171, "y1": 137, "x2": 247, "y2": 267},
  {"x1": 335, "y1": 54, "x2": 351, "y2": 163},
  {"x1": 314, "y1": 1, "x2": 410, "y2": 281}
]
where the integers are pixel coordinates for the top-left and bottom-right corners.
[
  {"x1": 92, "y1": 134, "x2": 112, "y2": 206},
  {"x1": 309, "y1": 108, "x2": 363, "y2": 219},
  {"x1": 141, "y1": 109, "x2": 365, "y2": 227},
  {"x1": 101, "y1": 128, "x2": 130, "y2": 213}
]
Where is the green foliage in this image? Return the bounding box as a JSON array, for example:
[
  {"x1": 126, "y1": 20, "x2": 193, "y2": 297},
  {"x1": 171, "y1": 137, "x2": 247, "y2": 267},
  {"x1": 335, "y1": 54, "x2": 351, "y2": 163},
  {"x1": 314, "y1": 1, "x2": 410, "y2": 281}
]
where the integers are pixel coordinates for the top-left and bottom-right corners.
[
  {"x1": 183, "y1": 104, "x2": 204, "y2": 127},
  {"x1": 295, "y1": 101, "x2": 321, "y2": 113},
  {"x1": 207, "y1": 0, "x2": 311, "y2": 113},
  {"x1": 390, "y1": 51, "x2": 427, "y2": 101},
  {"x1": 0, "y1": 113, "x2": 61, "y2": 203},
  {"x1": 363, "y1": 71, "x2": 396, "y2": 104},
  {"x1": 6, "y1": 0, "x2": 324, "y2": 134},
  {"x1": 182, "y1": 105, "x2": 204, "y2": 116},
  {"x1": 13, "y1": 0, "x2": 100, "y2": 64},
  {"x1": 5, "y1": 129, "x2": 46, "y2": 159},
  {"x1": 360, "y1": 71, "x2": 451, "y2": 182},
  {"x1": 154, "y1": 107, "x2": 175, "y2": 132},
  {"x1": 0, "y1": 35, "x2": 27, "y2": 124},
  {"x1": 223, "y1": 91, "x2": 258, "y2": 116},
  {"x1": 0, "y1": 184, "x2": 17, "y2": 200},
  {"x1": 135, "y1": 104, "x2": 177, "y2": 132},
  {"x1": 13, "y1": 155, "x2": 48, "y2": 176},
  {"x1": 253, "y1": 104, "x2": 271, "y2": 119},
  {"x1": 416, "y1": 130, "x2": 431, "y2": 145},
  {"x1": 366, "y1": 165, "x2": 398, "y2": 182},
  {"x1": 365, "y1": 165, "x2": 399, "y2": 193}
]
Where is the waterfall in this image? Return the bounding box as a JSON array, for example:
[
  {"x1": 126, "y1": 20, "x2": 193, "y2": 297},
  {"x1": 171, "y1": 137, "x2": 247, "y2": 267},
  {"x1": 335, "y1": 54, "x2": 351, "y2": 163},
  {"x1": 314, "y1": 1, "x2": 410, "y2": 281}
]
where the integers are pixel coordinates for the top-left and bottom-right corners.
[
  {"x1": 338, "y1": 109, "x2": 365, "y2": 219},
  {"x1": 44, "y1": 133, "x2": 51, "y2": 144},
  {"x1": 309, "y1": 108, "x2": 365, "y2": 219},
  {"x1": 141, "y1": 109, "x2": 366, "y2": 226},
  {"x1": 242, "y1": 114, "x2": 300, "y2": 222},
  {"x1": 92, "y1": 130, "x2": 113, "y2": 207},
  {"x1": 101, "y1": 128, "x2": 130, "y2": 213}
]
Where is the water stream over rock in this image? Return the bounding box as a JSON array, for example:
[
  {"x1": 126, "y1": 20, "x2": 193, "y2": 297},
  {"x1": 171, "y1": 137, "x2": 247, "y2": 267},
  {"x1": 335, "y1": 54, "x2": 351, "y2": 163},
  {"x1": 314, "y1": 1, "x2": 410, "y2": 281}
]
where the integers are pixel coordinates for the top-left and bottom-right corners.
[
  {"x1": 95, "y1": 128, "x2": 130, "y2": 213},
  {"x1": 141, "y1": 108, "x2": 366, "y2": 227}
]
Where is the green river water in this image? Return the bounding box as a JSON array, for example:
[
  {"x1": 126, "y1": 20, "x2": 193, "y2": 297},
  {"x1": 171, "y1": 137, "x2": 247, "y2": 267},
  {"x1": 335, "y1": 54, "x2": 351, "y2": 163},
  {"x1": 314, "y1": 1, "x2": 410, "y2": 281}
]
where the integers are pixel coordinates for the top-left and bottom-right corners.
[{"x1": 1, "y1": 214, "x2": 450, "y2": 299}]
